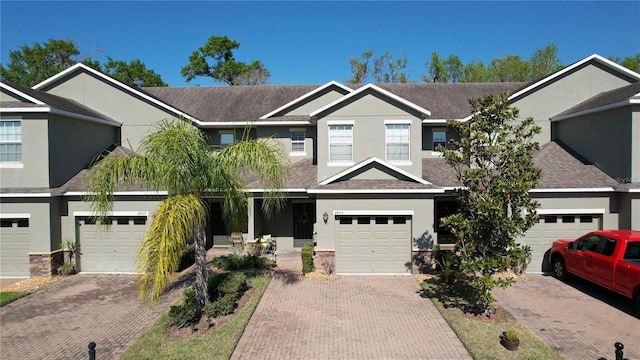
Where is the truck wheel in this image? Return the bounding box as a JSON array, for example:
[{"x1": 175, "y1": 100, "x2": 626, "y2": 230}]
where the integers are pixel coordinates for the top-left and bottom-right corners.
[{"x1": 552, "y1": 257, "x2": 567, "y2": 281}]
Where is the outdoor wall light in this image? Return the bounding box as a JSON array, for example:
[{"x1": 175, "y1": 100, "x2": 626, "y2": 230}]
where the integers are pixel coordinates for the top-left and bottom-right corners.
[{"x1": 323, "y1": 211, "x2": 329, "y2": 224}]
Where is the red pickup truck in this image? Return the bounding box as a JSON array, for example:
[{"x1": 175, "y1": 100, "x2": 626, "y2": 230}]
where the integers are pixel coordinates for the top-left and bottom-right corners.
[{"x1": 549, "y1": 230, "x2": 640, "y2": 314}]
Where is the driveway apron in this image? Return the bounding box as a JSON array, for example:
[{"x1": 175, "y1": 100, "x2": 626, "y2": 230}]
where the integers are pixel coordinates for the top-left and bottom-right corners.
[
  {"x1": 232, "y1": 257, "x2": 471, "y2": 360},
  {"x1": 494, "y1": 275, "x2": 640, "y2": 360},
  {"x1": 0, "y1": 274, "x2": 186, "y2": 360}
]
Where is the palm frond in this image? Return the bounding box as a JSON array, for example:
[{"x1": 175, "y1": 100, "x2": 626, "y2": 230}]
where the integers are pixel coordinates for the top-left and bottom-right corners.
[
  {"x1": 136, "y1": 194, "x2": 206, "y2": 305},
  {"x1": 83, "y1": 151, "x2": 165, "y2": 224}
]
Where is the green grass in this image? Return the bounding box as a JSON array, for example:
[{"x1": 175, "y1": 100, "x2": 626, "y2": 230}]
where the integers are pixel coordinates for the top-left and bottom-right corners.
[
  {"x1": 421, "y1": 279, "x2": 564, "y2": 360},
  {"x1": 119, "y1": 273, "x2": 271, "y2": 360},
  {"x1": 0, "y1": 291, "x2": 29, "y2": 307}
]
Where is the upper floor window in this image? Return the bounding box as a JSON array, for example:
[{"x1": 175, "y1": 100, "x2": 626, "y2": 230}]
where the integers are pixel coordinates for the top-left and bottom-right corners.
[
  {"x1": 432, "y1": 129, "x2": 446, "y2": 151},
  {"x1": 219, "y1": 131, "x2": 234, "y2": 148},
  {"x1": 329, "y1": 124, "x2": 352, "y2": 162},
  {"x1": 290, "y1": 130, "x2": 305, "y2": 153},
  {"x1": 386, "y1": 123, "x2": 410, "y2": 161},
  {"x1": 0, "y1": 120, "x2": 21, "y2": 162}
]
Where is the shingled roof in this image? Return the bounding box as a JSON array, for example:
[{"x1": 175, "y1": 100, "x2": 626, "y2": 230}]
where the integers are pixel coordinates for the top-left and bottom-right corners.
[
  {"x1": 1, "y1": 80, "x2": 118, "y2": 125},
  {"x1": 143, "y1": 82, "x2": 527, "y2": 123},
  {"x1": 421, "y1": 141, "x2": 619, "y2": 190}
]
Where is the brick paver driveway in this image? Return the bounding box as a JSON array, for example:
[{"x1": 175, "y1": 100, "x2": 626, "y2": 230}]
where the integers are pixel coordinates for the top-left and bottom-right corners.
[
  {"x1": 494, "y1": 275, "x2": 639, "y2": 360},
  {"x1": 0, "y1": 274, "x2": 186, "y2": 360},
  {"x1": 232, "y1": 258, "x2": 471, "y2": 360}
]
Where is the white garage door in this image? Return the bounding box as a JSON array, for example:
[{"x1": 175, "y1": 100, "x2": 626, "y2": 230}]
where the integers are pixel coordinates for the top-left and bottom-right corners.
[
  {"x1": 78, "y1": 217, "x2": 147, "y2": 273},
  {"x1": 335, "y1": 216, "x2": 411, "y2": 274},
  {"x1": 0, "y1": 218, "x2": 30, "y2": 277},
  {"x1": 524, "y1": 214, "x2": 601, "y2": 273}
]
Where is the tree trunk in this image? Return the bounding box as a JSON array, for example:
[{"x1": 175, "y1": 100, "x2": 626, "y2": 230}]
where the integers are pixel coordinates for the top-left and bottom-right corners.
[{"x1": 194, "y1": 225, "x2": 209, "y2": 307}]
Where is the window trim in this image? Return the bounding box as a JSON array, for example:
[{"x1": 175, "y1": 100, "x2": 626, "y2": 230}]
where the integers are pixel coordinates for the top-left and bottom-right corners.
[
  {"x1": 0, "y1": 118, "x2": 23, "y2": 166},
  {"x1": 431, "y1": 127, "x2": 447, "y2": 155},
  {"x1": 328, "y1": 122, "x2": 353, "y2": 165},
  {"x1": 385, "y1": 122, "x2": 411, "y2": 164},
  {"x1": 289, "y1": 128, "x2": 306, "y2": 156}
]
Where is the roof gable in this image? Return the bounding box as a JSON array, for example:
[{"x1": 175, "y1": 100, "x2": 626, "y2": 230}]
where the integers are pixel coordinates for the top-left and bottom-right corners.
[
  {"x1": 552, "y1": 82, "x2": 640, "y2": 121},
  {"x1": 509, "y1": 54, "x2": 640, "y2": 101},
  {"x1": 32, "y1": 63, "x2": 196, "y2": 123},
  {"x1": 310, "y1": 83, "x2": 432, "y2": 119},
  {"x1": 320, "y1": 157, "x2": 430, "y2": 185},
  {"x1": 260, "y1": 81, "x2": 352, "y2": 119}
]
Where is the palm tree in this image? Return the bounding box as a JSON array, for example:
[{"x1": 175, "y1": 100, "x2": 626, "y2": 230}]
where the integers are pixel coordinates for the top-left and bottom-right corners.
[{"x1": 85, "y1": 118, "x2": 289, "y2": 307}]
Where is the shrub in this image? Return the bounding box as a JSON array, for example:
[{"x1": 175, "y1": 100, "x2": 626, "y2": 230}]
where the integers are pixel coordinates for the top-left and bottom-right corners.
[
  {"x1": 177, "y1": 243, "x2": 195, "y2": 272},
  {"x1": 301, "y1": 242, "x2": 314, "y2": 274},
  {"x1": 168, "y1": 287, "x2": 201, "y2": 328},
  {"x1": 203, "y1": 293, "x2": 237, "y2": 317},
  {"x1": 213, "y1": 254, "x2": 276, "y2": 271},
  {"x1": 509, "y1": 245, "x2": 532, "y2": 275}
]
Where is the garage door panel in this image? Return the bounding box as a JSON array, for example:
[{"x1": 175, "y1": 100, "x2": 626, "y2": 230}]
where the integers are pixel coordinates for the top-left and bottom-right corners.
[
  {"x1": 0, "y1": 221, "x2": 31, "y2": 277},
  {"x1": 79, "y1": 217, "x2": 146, "y2": 273},
  {"x1": 524, "y1": 214, "x2": 601, "y2": 273},
  {"x1": 336, "y1": 216, "x2": 411, "y2": 274}
]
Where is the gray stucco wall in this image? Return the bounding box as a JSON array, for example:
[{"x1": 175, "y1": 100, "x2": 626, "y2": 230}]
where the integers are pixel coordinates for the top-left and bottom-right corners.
[
  {"x1": 512, "y1": 62, "x2": 635, "y2": 145},
  {"x1": 279, "y1": 88, "x2": 347, "y2": 116},
  {"x1": 532, "y1": 193, "x2": 619, "y2": 228},
  {"x1": 38, "y1": 71, "x2": 177, "y2": 149},
  {"x1": 315, "y1": 93, "x2": 423, "y2": 181},
  {"x1": 0, "y1": 114, "x2": 50, "y2": 188},
  {"x1": 0, "y1": 88, "x2": 27, "y2": 102},
  {"x1": 553, "y1": 107, "x2": 632, "y2": 182},
  {"x1": 48, "y1": 114, "x2": 116, "y2": 187}
]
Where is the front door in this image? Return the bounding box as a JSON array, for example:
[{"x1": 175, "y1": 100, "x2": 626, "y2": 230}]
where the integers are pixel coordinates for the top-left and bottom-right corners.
[{"x1": 293, "y1": 203, "x2": 314, "y2": 248}]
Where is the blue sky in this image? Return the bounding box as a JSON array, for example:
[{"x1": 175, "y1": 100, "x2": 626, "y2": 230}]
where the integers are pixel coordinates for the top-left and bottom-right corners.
[{"x1": 1, "y1": 1, "x2": 639, "y2": 86}]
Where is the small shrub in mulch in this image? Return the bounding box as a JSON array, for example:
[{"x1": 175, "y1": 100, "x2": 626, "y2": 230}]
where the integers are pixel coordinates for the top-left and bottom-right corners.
[
  {"x1": 212, "y1": 254, "x2": 276, "y2": 271},
  {"x1": 301, "y1": 242, "x2": 314, "y2": 274}
]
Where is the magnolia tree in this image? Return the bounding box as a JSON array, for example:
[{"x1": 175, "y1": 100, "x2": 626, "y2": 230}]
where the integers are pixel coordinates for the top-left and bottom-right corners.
[{"x1": 440, "y1": 93, "x2": 541, "y2": 313}]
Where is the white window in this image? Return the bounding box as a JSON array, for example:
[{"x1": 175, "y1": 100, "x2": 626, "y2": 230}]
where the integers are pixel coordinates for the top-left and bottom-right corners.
[
  {"x1": 329, "y1": 124, "x2": 352, "y2": 162},
  {"x1": 290, "y1": 130, "x2": 305, "y2": 153},
  {"x1": 219, "y1": 131, "x2": 234, "y2": 148},
  {"x1": 432, "y1": 129, "x2": 446, "y2": 150},
  {"x1": 386, "y1": 124, "x2": 410, "y2": 161},
  {"x1": 0, "y1": 120, "x2": 21, "y2": 162}
]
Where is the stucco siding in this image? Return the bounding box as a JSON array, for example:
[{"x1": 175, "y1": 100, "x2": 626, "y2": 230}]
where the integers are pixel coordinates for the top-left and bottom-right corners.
[
  {"x1": 532, "y1": 194, "x2": 618, "y2": 228},
  {"x1": 554, "y1": 107, "x2": 632, "y2": 182},
  {"x1": 314, "y1": 195, "x2": 435, "y2": 251},
  {"x1": 512, "y1": 62, "x2": 635, "y2": 144},
  {"x1": 280, "y1": 89, "x2": 347, "y2": 117},
  {"x1": 48, "y1": 114, "x2": 116, "y2": 187},
  {"x1": 39, "y1": 71, "x2": 176, "y2": 148},
  {"x1": 0, "y1": 114, "x2": 50, "y2": 188},
  {"x1": 0, "y1": 89, "x2": 27, "y2": 102},
  {"x1": 316, "y1": 94, "x2": 423, "y2": 181}
]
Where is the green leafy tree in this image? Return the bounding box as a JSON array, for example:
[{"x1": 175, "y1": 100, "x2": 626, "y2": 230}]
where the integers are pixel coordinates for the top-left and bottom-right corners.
[
  {"x1": 444, "y1": 54, "x2": 464, "y2": 83},
  {"x1": 102, "y1": 57, "x2": 167, "y2": 87},
  {"x1": 0, "y1": 38, "x2": 80, "y2": 86},
  {"x1": 85, "y1": 119, "x2": 289, "y2": 307},
  {"x1": 487, "y1": 55, "x2": 531, "y2": 82},
  {"x1": 460, "y1": 61, "x2": 489, "y2": 82},
  {"x1": 529, "y1": 44, "x2": 563, "y2": 80},
  {"x1": 181, "y1": 35, "x2": 270, "y2": 85},
  {"x1": 610, "y1": 54, "x2": 640, "y2": 73},
  {"x1": 424, "y1": 52, "x2": 449, "y2": 83},
  {"x1": 440, "y1": 93, "x2": 541, "y2": 313}
]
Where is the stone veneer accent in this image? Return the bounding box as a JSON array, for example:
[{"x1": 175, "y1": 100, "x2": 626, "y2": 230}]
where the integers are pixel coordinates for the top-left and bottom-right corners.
[
  {"x1": 29, "y1": 249, "x2": 64, "y2": 277},
  {"x1": 312, "y1": 250, "x2": 437, "y2": 274}
]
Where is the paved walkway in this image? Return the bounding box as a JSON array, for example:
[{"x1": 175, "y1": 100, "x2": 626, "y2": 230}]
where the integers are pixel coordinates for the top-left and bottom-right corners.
[
  {"x1": 494, "y1": 275, "x2": 640, "y2": 360},
  {"x1": 0, "y1": 274, "x2": 187, "y2": 360},
  {"x1": 231, "y1": 255, "x2": 472, "y2": 360}
]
